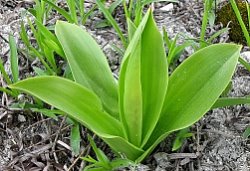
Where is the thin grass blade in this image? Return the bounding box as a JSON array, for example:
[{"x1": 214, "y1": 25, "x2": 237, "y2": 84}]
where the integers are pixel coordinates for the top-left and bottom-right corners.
[
  {"x1": 96, "y1": 0, "x2": 127, "y2": 47},
  {"x1": 9, "y1": 34, "x2": 19, "y2": 83},
  {"x1": 230, "y1": 0, "x2": 250, "y2": 46},
  {"x1": 0, "y1": 58, "x2": 12, "y2": 85},
  {"x1": 66, "y1": 0, "x2": 78, "y2": 24},
  {"x1": 212, "y1": 97, "x2": 250, "y2": 109},
  {"x1": 42, "y1": 0, "x2": 74, "y2": 23}
]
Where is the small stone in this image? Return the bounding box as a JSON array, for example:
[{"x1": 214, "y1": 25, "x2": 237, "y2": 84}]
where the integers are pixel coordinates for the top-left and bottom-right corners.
[
  {"x1": 18, "y1": 114, "x2": 26, "y2": 122},
  {"x1": 159, "y1": 3, "x2": 174, "y2": 12},
  {"x1": 153, "y1": 152, "x2": 171, "y2": 169},
  {"x1": 241, "y1": 51, "x2": 250, "y2": 63}
]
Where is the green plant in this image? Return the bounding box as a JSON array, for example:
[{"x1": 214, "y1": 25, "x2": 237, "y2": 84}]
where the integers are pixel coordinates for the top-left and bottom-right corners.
[
  {"x1": 216, "y1": 0, "x2": 250, "y2": 140},
  {"x1": 96, "y1": 0, "x2": 128, "y2": 47},
  {"x1": 169, "y1": 0, "x2": 228, "y2": 55},
  {"x1": 0, "y1": 34, "x2": 19, "y2": 97},
  {"x1": 9, "y1": 9, "x2": 241, "y2": 162},
  {"x1": 172, "y1": 128, "x2": 193, "y2": 151},
  {"x1": 82, "y1": 135, "x2": 133, "y2": 170},
  {"x1": 96, "y1": 0, "x2": 178, "y2": 48},
  {"x1": 20, "y1": 17, "x2": 64, "y2": 75},
  {"x1": 163, "y1": 29, "x2": 194, "y2": 67},
  {"x1": 20, "y1": 0, "x2": 100, "y2": 76},
  {"x1": 40, "y1": 0, "x2": 76, "y2": 24},
  {"x1": 0, "y1": 35, "x2": 60, "y2": 120}
]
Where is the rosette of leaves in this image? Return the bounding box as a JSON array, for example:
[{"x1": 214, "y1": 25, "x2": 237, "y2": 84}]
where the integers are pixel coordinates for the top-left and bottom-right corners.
[
  {"x1": 10, "y1": 9, "x2": 241, "y2": 162},
  {"x1": 216, "y1": 0, "x2": 250, "y2": 44}
]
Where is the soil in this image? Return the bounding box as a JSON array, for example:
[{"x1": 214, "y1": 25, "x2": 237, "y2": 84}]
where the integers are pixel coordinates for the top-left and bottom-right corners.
[{"x1": 1, "y1": 0, "x2": 250, "y2": 170}]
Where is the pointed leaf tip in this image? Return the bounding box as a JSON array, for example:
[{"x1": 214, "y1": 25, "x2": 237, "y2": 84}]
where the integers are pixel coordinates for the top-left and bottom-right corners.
[{"x1": 55, "y1": 21, "x2": 119, "y2": 117}]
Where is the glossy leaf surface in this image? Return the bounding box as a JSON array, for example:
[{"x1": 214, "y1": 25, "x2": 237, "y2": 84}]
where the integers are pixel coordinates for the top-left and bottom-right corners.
[
  {"x1": 119, "y1": 10, "x2": 168, "y2": 147},
  {"x1": 144, "y1": 43, "x2": 241, "y2": 149},
  {"x1": 55, "y1": 21, "x2": 119, "y2": 117},
  {"x1": 10, "y1": 76, "x2": 121, "y2": 136},
  {"x1": 9, "y1": 9, "x2": 242, "y2": 163}
]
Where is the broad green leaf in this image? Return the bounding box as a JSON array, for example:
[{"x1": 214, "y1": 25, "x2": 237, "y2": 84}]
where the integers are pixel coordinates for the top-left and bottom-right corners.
[
  {"x1": 118, "y1": 9, "x2": 151, "y2": 113},
  {"x1": 140, "y1": 12, "x2": 168, "y2": 147},
  {"x1": 9, "y1": 76, "x2": 122, "y2": 136},
  {"x1": 119, "y1": 9, "x2": 168, "y2": 147},
  {"x1": 122, "y1": 42, "x2": 143, "y2": 146},
  {"x1": 144, "y1": 43, "x2": 241, "y2": 150},
  {"x1": 55, "y1": 21, "x2": 119, "y2": 117},
  {"x1": 118, "y1": 9, "x2": 149, "y2": 145},
  {"x1": 10, "y1": 76, "x2": 143, "y2": 160},
  {"x1": 208, "y1": 11, "x2": 215, "y2": 27},
  {"x1": 121, "y1": 10, "x2": 150, "y2": 63}
]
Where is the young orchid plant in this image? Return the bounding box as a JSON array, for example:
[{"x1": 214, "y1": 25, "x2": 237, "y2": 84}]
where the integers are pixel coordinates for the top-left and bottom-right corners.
[{"x1": 10, "y1": 9, "x2": 241, "y2": 162}]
